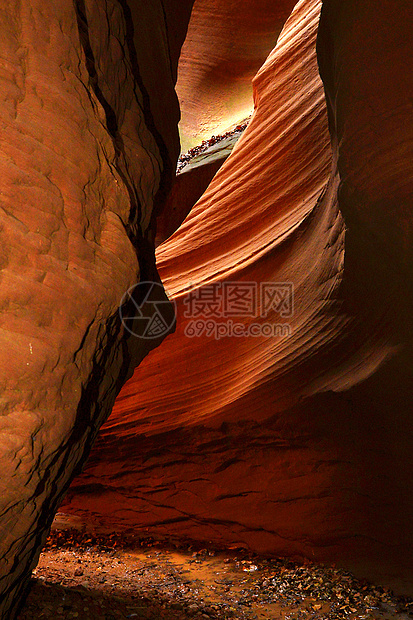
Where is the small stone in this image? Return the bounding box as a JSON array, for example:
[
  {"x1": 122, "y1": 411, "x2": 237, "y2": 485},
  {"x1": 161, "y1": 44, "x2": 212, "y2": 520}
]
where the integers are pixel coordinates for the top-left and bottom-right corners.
[
  {"x1": 188, "y1": 603, "x2": 199, "y2": 614},
  {"x1": 243, "y1": 564, "x2": 258, "y2": 572},
  {"x1": 171, "y1": 602, "x2": 183, "y2": 610}
]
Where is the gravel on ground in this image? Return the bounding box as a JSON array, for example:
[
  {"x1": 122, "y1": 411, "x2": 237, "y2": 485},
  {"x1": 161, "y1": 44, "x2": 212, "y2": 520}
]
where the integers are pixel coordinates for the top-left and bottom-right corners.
[{"x1": 17, "y1": 530, "x2": 413, "y2": 620}]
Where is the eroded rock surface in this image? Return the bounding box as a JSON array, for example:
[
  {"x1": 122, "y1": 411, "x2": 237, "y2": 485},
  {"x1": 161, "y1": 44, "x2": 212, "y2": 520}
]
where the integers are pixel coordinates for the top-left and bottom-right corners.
[
  {"x1": 63, "y1": 0, "x2": 413, "y2": 596},
  {"x1": 156, "y1": 129, "x2": 246, "y2": 245},
  {"x1": 0, "y1": 1, "x2": 192, "y2": 617},
  {"x1": 177, "y1": 0, "x2": 298, "y2": 150},
  {"x1": 63, "y1": 0, "x2": 339, "y2": 572}
]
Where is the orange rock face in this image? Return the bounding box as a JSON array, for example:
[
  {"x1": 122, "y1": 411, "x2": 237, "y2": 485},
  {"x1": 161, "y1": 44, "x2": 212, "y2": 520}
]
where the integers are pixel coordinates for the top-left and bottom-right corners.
[
  {"x1": 64, "y1": 0, "x2": 343, "y2": 571},
  {"x1": 156, "y1": 131, "x2": 244, "y2": 245},
  {"x1": 0, "y1": 1, "x2": 192, "y2": 617},
  {"x1": 177, "y1": 0, "x2": 298, "y2": 150},
  {"x1": 63, "y1": 0, "x2": 413, "y2": 595}
]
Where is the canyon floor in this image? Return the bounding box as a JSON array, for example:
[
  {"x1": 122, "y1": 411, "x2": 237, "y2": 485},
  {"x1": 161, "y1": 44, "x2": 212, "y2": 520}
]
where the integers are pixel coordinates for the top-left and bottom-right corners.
[{"x1": 17, "y1": 530, "x2": 413, "y2": 620}]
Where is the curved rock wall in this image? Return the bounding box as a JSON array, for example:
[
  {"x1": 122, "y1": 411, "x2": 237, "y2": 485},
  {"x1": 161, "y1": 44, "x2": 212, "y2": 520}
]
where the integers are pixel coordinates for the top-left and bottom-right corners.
[
  {"x1": 64, "y1": 0, "x2": 343, "y2": 572},
  {"x1": 177, "y1": 0, "x2": 298, "y2": 150},
  {"x1": 156, "y1": 132, "x2": 244, "y2": 245},
  {"x1": 0, "y1": 1, "x2": 192, "y2": 617},
  {"x1": 64, "y1": 0, "x2": 413, "y2": 595}
]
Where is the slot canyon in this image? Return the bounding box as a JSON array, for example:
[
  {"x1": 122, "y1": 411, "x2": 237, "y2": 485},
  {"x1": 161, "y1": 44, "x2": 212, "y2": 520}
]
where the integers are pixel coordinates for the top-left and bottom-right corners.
[{"x1": 0, "y1": 0, "x2": 412, "y2": 618}]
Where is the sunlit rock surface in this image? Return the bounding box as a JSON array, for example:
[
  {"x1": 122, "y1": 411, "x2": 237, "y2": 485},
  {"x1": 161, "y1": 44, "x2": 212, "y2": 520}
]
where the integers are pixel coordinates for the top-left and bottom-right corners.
[
  {"x1": 177, "y1": 0, "x2": 298, "y2": 151},
  {"x1": 0, "y1": 1, "x2": 192, "y2": 617},
  {"x1": 63, "y1": 0, "x2": 413, "y2": 595}
]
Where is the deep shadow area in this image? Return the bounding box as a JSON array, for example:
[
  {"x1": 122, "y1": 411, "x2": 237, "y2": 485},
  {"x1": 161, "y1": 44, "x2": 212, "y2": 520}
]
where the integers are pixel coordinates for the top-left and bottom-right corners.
[{"x1": 18, "y1": 579, "x2": 193, "y2": 620}]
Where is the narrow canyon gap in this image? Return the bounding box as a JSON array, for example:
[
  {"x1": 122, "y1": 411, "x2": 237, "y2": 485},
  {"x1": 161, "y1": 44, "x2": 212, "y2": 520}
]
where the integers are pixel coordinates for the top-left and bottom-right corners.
[
  {"x1": 0, "y1": 0, "x2": 412, "y2": 617},
  {"x1": 64, "y1": 0, "x2": 413, "y2": 596}
]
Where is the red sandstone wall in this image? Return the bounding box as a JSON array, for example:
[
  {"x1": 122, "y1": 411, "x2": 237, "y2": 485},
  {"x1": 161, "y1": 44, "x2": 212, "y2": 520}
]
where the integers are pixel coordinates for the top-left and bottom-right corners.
[
  {"x1": 64, "y1": 0, "x2": 413, "y2": 595},
  {"x1": 177, "y1": 0, "x2": 298, "y2": 150},
  {"x1": 0, "y1": 1, "x2": 193, "y2": 617}
]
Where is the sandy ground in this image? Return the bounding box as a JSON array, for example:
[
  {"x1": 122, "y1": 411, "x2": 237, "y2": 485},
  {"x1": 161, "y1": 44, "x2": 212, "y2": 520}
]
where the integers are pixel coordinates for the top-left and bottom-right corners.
[{"x1": 16, "y1": 530, "x2": 413, "y2": 620}]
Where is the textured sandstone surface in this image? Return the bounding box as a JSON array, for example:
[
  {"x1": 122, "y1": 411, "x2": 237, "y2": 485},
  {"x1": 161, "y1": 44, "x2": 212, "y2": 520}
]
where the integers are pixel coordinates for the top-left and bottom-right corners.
[
  {"x1": 177, "y1": 0, "x2": 298, "y2": 151},
  {"x1": 64, "y1": 0, "x2": 341, "y2": 572},
  {"x1": 156, "y1": 132, "x2": 243, "y2": 245},
  {"x1": 0, "y1": 1, "x2": 192, "y2": 617},
  {"x1": 63, "y1": 0, "x2": 413, "y2": 596}
]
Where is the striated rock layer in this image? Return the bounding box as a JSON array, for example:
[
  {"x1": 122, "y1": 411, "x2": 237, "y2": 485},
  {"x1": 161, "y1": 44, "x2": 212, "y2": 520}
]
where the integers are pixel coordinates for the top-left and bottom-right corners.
[
  {"x1": 177, "y1": 0, "x2": 298, "y2": 151},
  {"x1": 156, "y1": 131, "x2": 244, "y2": 246},
  {"x1": 0, "y1": 1, "x2": 192, "y2": 617},
  {"x1": 64, "y1": 0, "x2": 340, "y2": 571},
  {"x1": 64, "y1": 0, "x2": 413, "y2": 594}
]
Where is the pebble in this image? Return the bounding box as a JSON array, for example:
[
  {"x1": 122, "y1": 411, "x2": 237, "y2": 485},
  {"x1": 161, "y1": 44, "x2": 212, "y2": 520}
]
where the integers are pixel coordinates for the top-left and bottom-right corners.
[
  {"x1": 176, "y1": 122, "x2": 250, "y2": 174},
  {"x1": 18, "y1": 531, "x2": 413, "y2": 620},
  {"x1": 171, "y1": 602, "x2": 183, "y2": 610}
]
